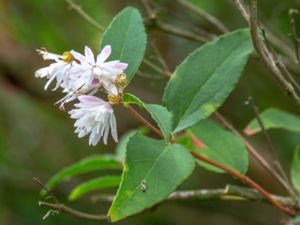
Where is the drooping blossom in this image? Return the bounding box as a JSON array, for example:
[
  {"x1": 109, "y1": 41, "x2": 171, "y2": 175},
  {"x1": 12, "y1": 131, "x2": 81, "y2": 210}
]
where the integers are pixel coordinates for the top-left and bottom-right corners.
[
  {"x1": 68, "y1": 95, "x2": 118, "y2": 146},
  {"x1": 35, "y1": 45, "x2": 125, "y2": 146}
]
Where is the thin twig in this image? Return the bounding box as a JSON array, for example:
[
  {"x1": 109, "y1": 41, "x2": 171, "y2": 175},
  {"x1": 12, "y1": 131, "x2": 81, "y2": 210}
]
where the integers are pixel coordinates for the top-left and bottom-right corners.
[
  {"x1": 247, "y1": 97, "x2": 298, "y2": 199},
  {"x1": 91, "y1": 185, "x2": 297, "y2": 208},
  {"x1": 136, "y1": 70, "x2": 165, "y2": 80},
  {"x1": 247, "y1": 98, "x2": 282, "y2": 161},
  {"x1": 288, "y1": 9, "x2": 300, "y2": 64},
  {"x1": 38, "y1": 201, "x2": 108, "y2": 221},
  {"x1": 142, "y1": 58, "x2": 171, "y2": 77},
  {"x1": 261, "y1": 30, "x2": 300, "y2": 93},
  {"x1": 278, "y1": 56, "x2": 300, "y2": 93},
  {"x1": 190, "y1": 151, "x2": 295, "y2": 216},
  {"x1": 214, "y1": 112, "x2": 294, "y2": 196},
  {"x1": 64, "y1": 0, "x2": 104, "y2": 32},
  {"x1": 232, "y1": 0, "x2": 249, "y2": 22},
  {"x1": 140, "y1": 0, "x2": 209, "y2": 43},
  {"x1": 140, "y1": 0, "x2": 157, "y2": 20},
  {"x1": 231, "y1": 0, "x2": 300, "y2": 75},
  {"x1": 249, "y1": 0, "x2": 300, "y2": 106},
  {"x1": 150, "y1": 41, "x2": 172, "y2": 76},
  {"x1": 35, "y1": 178, "x2": 107, "y2": 221},
  {"x1": 177, "y1": 0, "x2": 228, "y2": 33},
  {"x1": 154, "y1": 20, "x2": 209, "y2": 43},
  {"x1": 33, "y1": 177, "x2": 59, "y2": 204}
]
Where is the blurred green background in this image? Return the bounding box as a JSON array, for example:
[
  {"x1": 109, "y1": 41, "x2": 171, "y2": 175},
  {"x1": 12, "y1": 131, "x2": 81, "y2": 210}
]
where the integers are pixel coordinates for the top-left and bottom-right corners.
[{"x1": 0, "y1": 0, "x2": 300, "y2": 225}]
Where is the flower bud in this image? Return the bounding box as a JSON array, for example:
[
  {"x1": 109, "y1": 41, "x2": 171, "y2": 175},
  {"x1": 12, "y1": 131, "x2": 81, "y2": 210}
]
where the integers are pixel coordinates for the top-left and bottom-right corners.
[
  {"x1": 116, "y1": 73, "x2": 127, "y2": 85},
  {"x1": 108, "y1": 94, "x2": 121, "y2": 105}
]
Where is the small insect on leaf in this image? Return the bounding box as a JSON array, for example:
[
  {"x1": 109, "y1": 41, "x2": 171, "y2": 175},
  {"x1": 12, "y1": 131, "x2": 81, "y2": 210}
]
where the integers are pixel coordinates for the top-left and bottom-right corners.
[{"x1": 140, "y1": 180, "x2": 147, "y2": 192}]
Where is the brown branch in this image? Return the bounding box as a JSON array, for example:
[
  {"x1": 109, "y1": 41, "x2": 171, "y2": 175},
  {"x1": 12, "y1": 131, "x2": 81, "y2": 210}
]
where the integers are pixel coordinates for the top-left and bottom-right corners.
[
  {"x1": 125, "y1": 103, "x2": 296, "y2": 215},
  {"x1": 177, "y1": 0, "x2": 228, "y2": 33},
  {"x1": 214, "y1": 112, "x2": 294, "y2": 196},
  {"x1": 126, "y1": 105, "x2": 164, "y2": 139},
  {"x1": 249, "y1": 0, "x2": 300, "y2": 106},
  {"x1": 190, "y1": 151, "x2": 296, "y2": 216},
  {"x1": 38, "y1": 201, "x2": 108, "y2": 221}
]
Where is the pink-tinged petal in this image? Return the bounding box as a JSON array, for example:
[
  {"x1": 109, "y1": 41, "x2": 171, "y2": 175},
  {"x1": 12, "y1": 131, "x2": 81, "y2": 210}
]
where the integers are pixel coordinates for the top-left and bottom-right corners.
[
  {"x1": 97, "y1": 45, "x2": 111, "y2": 64},
  {"x1": 115, "y1": 63, "x2": 128, "y2": 70},
  {"x1": 78, "y1": 95, "x2": 105, "y2": 104},
  {"x1": 84, "y1": 46, "x2": 95, "y2": 64},
  {"x1": 103, "y1": 60, "x2": 120, "y2": 67}
]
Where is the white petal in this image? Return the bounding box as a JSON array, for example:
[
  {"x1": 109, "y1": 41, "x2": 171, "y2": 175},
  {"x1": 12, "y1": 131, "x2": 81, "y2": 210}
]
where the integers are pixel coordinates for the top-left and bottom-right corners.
[
  {"x1": 70, "y1": 50, "x2": 86, "y2": 64},
  {"x1": 44, "y1": 74, "x2": 56, "y2": 90},
  {"x1": 85, "y1": 46, "x2": 95, "y2": 64},
  {"x1": 97, "y1": 45, "x2": 111, "y2": 64},
  {"x1": 35, "y1": 67, "x2": 49, "y2": 78},
  {"x1": 110, "y1": 113, "x2": 118, "y2": 142}
]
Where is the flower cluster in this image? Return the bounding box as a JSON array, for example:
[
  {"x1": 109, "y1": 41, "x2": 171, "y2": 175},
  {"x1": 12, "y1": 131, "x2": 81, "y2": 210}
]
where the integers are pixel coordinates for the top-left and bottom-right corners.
[{"x1": 35, "y1": 45, "x2": 128, "y2": 146}]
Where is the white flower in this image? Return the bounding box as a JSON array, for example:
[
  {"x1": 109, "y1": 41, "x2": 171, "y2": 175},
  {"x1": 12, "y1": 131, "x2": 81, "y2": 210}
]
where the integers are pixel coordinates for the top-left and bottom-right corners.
[
  {"x1": 69, "y1": 95, "x2": 118, "y2": 146},
  {"x1": 70, "y1": 45, "x2": 127, "y2": 96},
  {"x1": 35, "y1": 49, "x2": 77, "y2": 90}
]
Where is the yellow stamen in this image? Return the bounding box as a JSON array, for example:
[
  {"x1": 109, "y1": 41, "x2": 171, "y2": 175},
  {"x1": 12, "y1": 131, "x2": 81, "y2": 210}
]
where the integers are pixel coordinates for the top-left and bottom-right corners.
[
  {"x1": 108, "y1": 95, "x2": 121, "y2": 105},
  {"x1": 62, "y1": 51, "x2": 73, "y2": 63}
]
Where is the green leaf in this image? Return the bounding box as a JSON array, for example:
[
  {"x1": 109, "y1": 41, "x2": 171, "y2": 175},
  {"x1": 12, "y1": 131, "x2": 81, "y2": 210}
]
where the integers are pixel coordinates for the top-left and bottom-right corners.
[
  {"x1": 145, "y1": 104, "x2": 173, "y2": 140},
  {"x1": 69, "y1": 176, "x2": 121, "y2": 201},
  {"x1": 123, "y1": 93, "x2": 144, "y2": 107},
  {"x1": 100, "y1": 7, "x2": 147, "y2": 84},
  {"x1": 163, "y1": 29, "x2": 253, "y2": 132},
  {"x1": 116, "y1": 130, "x2": 138, "y2": 161},
  {"x1": 190, "y1": 119, "x2": 248, "y2": 174},
  {"x1": 123, "y1": 93, "x2": 173, "y2": 140},
  {"x1": 43, "y1": 155, "x2": 121, "y2": 195},
  {"x1": 291, "y1": 148, "x2": 300, "y2": 193},
  {"x1": 108, "y1": 133, "x2": 195, "y2": 222},
  {"x1": 245, "y1": 108, "x2": 300, "y2": 135}
]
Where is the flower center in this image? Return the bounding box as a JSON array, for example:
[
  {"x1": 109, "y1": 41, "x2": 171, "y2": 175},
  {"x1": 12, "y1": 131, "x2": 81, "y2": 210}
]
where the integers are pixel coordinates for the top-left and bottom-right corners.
[
  {"x1": 62, "y1": 51, "x2": 73, "y2": 63},
  {"x1": 108, "y1": 95, "x2": 121, "y2": 105}
]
